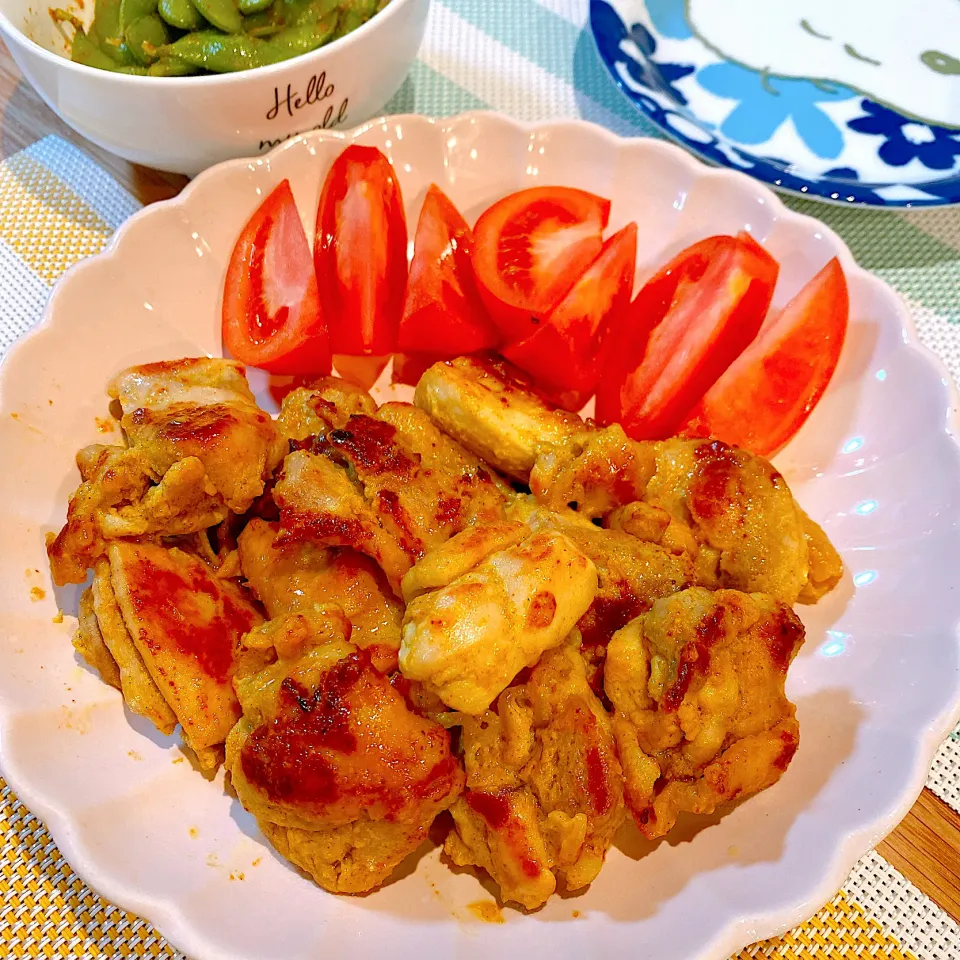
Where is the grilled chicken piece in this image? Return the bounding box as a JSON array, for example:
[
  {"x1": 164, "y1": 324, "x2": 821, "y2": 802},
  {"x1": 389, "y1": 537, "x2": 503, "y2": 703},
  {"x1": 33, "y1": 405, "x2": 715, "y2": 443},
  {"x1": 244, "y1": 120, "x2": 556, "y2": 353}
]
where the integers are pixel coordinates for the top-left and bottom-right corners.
[
  {"x1": 605, "y1": 587, "x2": 804, "y2": 839},
  {"x1": 530, "y1": 424, "x2": 656, "y2": 518},
  {"x1": 48, "y1": 445, "x2": 228, "y2": 585},
  {"x1": 108, "y1": 541, "x2": 264, "y2": 766},
  {"x1": 400, "y1": 531, "x2": 598, "y2": 714},
  {"x1": 277, "y1": 378, "x2": 377, "y2": 442},
  {"x1": 414, "y1": 355, "x2": 588, "y2": 481},
  {"x1": 515, "y1": 503, "x2": 693, "y2": 690},
  {"x1": 226, "y1": 612, "x2": 463, "y2": 894},
  {"x1": 274, "y1": 403, "x2": 508, "y2": 594},
  {"x1": 273, "y1": 449, "x2": 413, "y2": 594},
  {"x1": 400, "y1": 521, "x2": 526, "y2": 602},
  {"x1": 47, "y1": 445, "x2": 152, "y2": 585},
  {"x1": 73, "y1": 587, "x2": 122, "y2": 692},
  {"x1": 531, "y1": 432, "x2": 816, "y2": 604},
  {"x1": 445, "y1": 644, "x2": 625, "y2": 909},
  {"x1": 238, "y1": 517, "x2": 402, "y2": 672},
  {"x1": 97, "y1": 456, "x2": 228, "y2": 539},
  {"x1": 414, "y1": 357, "x2": 838, "y2": 606},
  {"x1": 49, "y1": 358, "x2": 284, "y2": 585},
  {"x1": 109, "y1": 357, "x2": 286, "y2": 513},
  {"x1": 644, "y1": 439, "x2": 816, "y2": 604},
  {"x1": 91, "y1": 559, "x2": 177, "y2": 735},
  {"x1": 798, "y1": 509, "x2": 844, "y2": 602}
]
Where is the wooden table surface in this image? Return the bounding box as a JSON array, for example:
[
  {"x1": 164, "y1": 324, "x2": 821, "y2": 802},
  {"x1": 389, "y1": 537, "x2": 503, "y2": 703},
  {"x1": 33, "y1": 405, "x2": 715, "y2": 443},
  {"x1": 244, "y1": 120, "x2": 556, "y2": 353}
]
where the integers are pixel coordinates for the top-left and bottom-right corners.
[{"x1": 1, "y1": 35, "x2": 959, "y2": 933}]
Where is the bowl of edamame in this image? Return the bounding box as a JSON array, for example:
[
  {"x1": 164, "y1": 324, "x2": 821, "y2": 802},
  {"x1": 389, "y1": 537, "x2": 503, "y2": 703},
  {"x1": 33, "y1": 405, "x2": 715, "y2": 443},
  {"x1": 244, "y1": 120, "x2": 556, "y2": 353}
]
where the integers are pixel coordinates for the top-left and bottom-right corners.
[{"x1": 0, "y1": 0, "x2": 430, "y2": 174}]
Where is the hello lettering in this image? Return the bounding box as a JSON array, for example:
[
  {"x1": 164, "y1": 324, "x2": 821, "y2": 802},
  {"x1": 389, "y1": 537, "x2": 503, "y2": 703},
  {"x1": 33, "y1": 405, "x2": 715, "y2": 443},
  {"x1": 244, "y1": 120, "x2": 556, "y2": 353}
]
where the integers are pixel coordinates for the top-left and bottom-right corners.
[{"x1": 259, "y1": 74, "x2": 350, "y2": 151}]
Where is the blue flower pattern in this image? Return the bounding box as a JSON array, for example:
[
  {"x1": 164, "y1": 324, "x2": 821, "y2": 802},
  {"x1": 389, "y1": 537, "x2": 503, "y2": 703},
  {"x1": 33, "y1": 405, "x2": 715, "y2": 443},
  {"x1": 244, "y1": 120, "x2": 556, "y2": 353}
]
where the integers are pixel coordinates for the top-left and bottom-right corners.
[
  {"x1": 592, "y1": 2, "x2": 693, "y2": 106},
  {"x1": 696, "y1": 63, "x2": 856, "y2": 160},
  {"x1": 589, "y1": 0, "x2": 960, "y2": 206},
  {"x1": 848, "y1": 101, "x2": 960, "y2": 172}
]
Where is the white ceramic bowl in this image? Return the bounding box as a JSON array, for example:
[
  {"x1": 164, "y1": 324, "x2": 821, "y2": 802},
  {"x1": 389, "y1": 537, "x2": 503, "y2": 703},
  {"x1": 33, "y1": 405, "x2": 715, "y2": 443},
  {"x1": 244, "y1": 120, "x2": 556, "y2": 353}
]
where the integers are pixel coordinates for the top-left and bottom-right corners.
[
  {"x1": 1, "y1": 113, "x2": 959, "y2": 960},
  {"x1": 0, "y1": 0, "x2": 429, "y2": 175}
]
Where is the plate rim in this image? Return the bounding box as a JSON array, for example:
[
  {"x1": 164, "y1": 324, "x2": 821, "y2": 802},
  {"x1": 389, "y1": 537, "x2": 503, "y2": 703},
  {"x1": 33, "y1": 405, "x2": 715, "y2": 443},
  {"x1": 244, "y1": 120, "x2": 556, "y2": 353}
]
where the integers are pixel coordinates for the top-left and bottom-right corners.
[
  {"x1": 2, "y1": 110, "x2": 960, "y2": 959},
  {"x1": 587, "y1": 0, "x2": 960, "y2": 210}
]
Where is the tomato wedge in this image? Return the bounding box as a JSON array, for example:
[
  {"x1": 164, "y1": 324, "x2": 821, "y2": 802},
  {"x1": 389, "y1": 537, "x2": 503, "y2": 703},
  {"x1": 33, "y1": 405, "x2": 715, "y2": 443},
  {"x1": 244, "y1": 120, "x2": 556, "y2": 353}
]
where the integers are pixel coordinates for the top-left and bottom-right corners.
[
  {"x1": 315, "y1": 145, "x2": 407, "y2": 356},
  {"x1": 392, "y1": 352, "x2": 447, "y2": 387},
  {"x1": 595, "y1": 234, "x2": 779, "y2": 440},
  {"x1": 472, "y1": 186, "x2": 611, "y2": 343},
  {"x1": 333, "y1": 354, "x2": 391, "y2": 391},
  {"x1": 222, "y1": 179, "x2": 329, "y2": 376},
  {"x1": 503, "y1": 222, "x2": 638, "y2": 411},
  {"x1": 397, "y1": 184, "x2": 499, "y2": 356},
  {"x1": 682, "y1": 258, "x2": 849, "y2": 456}
]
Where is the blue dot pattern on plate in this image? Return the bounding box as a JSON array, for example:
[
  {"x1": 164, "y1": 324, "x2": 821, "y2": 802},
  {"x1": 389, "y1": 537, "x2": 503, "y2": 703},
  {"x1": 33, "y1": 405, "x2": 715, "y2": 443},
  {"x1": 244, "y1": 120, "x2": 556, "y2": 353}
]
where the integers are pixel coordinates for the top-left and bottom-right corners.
[{"x1": 590, "y1": 0, "x2": 960, "y2": 207}]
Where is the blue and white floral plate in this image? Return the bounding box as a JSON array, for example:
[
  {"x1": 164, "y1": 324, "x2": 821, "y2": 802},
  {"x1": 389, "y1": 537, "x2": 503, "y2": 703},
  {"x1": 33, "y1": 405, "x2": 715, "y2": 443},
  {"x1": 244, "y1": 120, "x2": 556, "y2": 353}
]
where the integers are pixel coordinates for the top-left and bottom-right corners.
[{"x1": 590, "y1": 0, "x2": 960, "y2": 207}]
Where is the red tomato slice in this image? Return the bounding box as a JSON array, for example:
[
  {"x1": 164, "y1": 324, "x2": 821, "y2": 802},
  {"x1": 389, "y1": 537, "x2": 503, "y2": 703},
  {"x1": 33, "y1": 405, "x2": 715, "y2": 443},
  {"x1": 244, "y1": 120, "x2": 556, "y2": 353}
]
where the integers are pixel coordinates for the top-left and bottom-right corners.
[
  {"x1": 333, "y1": 354, "x2": 391, "y2": 391},
  {"x1": 391, "y1": 352, "x2": 449, "y2": 387},
  {"x1": 397, "y1": 184, "x2": 499, "y2": 356},
  {"x1": 682, "y1": 258, "x2": 849, "y2": 456},
  {"x1": 222, "y1": 179, "x2": 329, "y2": 376},
  {"x1": 472, "y1": 186, "x2": 611, "y2": 343},
  {"x1": 596, "y1": 234, "x2": 779, "y2": 440},
  {"x1": 503, "y1": 222, "x2": 638, "y2": 411},
  {"x1": 315, "y1": 145, "x2": 408, "y2": 356}
]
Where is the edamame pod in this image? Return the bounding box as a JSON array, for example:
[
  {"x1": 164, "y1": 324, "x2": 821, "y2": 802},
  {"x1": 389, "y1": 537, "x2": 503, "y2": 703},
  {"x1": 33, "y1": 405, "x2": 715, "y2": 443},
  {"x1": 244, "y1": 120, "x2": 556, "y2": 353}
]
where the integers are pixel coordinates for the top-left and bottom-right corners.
[
  {"x1": 119, "y1": 0, "x2": 159, "y2": 30},
  {"x1": 158, "y1": 0, "x2": 204, "y2": 30},
  {"x1": 125, "y1": 13, "x2": 170, "y2": 63},
  {"x1": 70, "y1": 28, "x2": 121, "y2": 69},
  {"x1": 190, "y1": 0, "x2": 243, "y2": 34},
  {"x1": 287, "y1": 0, "x2": 337, "y2": 26},
  {"x1": 93, "y1": 0, "x2": 137, "y2": 63},
  {"x1": 237, "y1": 0, "x2": 274, "y2": 15},
  {"x1": 270, "y1": 11, "x2": 335, "y2": 54},
  {"x1": 332, "y1": 7, "x2": 361, "y2": 38},
  {"x1": 148, "y1": 55, "x2": 200, "y2": 74},
  {"x1": 158, "y1": 30, "x2": 287, "y2": 70},
  {"x1": 339, "y1": 0, "x2": 376, "y2": 16}
]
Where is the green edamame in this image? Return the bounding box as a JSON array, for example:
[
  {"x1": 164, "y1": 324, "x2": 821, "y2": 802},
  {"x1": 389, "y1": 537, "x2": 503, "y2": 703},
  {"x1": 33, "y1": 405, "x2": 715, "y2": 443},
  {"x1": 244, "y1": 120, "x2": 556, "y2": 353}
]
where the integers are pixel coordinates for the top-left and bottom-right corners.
[
  {"x1": 237, "y1": 0, "x2": 274, "y2": 15},
  {"x1": 148, "y1": 55, "x2": 200, "y2": 75},
  {"x1": 91, "y1": 0, "x2": 138, "y2": 63},
  {"x1": 119, "y1": 0, "x2": 159, "y2": 30},
  {"x1": 68, "y1": 26, "x2": 120, "y2": 69},
  {"x1": 158, "y1": 0, "x2": 204, "y2": 31},
  {"x1": 332, "y1": 7, "x2": 361, "y2": 39},
  {"x1": 60, "y1": 0, "x2": 390, "y2": 74},
  {"x1": 124, "y1": 13, "x2": 170, "y2": 63},
  {"x1": 158, "y1": 30, "x2": 286, "y2": 70},
  {"x1": 286, "y1": 0, "x2": 338, "y2": 26},
  {"x1": 338, "y1": 0, "x2": 376, "y2": 15},
  {"x1": 190, "y1": 0, "x2": 243, "y2": 34},
  {"x1": 268, "y1": 11, "x2": 336, "y2": 54}
]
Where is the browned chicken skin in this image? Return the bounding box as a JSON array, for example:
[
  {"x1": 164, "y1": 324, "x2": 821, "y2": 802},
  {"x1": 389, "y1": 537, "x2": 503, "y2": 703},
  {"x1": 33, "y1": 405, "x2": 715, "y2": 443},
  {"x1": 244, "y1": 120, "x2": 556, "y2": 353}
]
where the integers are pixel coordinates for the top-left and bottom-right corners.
[
  {"x1": 109, "y1": 357, "x2": 286, "y2": 513},
  {"x1": 47, "y1": 358, "x2": 285, "y2": 585},
  {"x1": 274, "y1": 388, "x2": 508, "y2": 594},
  {"x1": 238, "y1": 517, "x2": 403, "y2": 673},
  {"x1": 226, "y1": 613, "x2": 464, "y2": 893},
  {"x1": 605, "y1": 587, "x2": 804, "y2": 839},
  {"x1": 445, "y1": 643, "x2": 625, "y2": 909}
]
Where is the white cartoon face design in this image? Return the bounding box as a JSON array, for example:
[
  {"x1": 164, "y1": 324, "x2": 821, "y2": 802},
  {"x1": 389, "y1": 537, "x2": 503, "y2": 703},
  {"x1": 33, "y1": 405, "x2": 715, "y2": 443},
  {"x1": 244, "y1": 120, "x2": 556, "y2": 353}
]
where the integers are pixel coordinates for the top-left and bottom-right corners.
[{"x1": 686, "y1": 0, "x2": 960, "y2": 128}]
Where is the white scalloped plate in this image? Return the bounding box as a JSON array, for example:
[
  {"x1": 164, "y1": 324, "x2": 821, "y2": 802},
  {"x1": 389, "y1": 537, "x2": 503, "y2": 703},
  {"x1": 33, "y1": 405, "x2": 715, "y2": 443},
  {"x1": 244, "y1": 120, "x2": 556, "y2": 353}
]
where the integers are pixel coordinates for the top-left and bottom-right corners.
[{"x1": 1, "y1": 113, "x2": 959, "y2": 960}]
